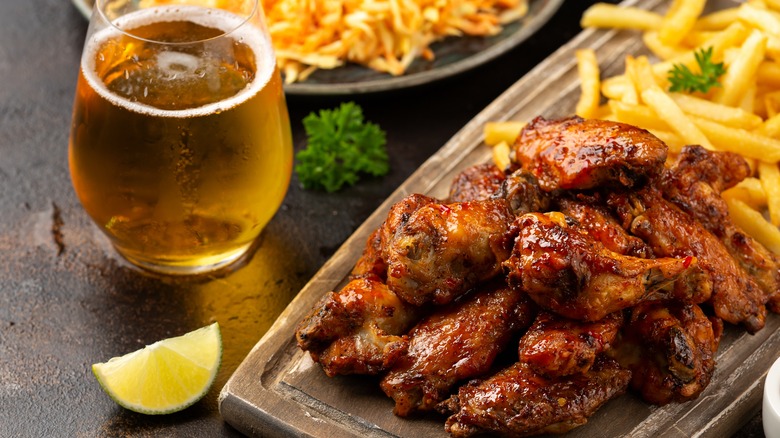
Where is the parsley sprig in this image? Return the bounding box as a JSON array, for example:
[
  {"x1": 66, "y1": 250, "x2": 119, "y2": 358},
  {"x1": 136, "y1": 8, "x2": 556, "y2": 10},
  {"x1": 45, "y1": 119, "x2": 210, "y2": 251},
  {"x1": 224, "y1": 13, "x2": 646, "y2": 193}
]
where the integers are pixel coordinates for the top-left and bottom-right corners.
[
  {"x1": 667, "y1": 47, "x2": 726, "y2": 94},
  {"x1": 295, "y1": 102, "x2": 389, "y2": 193}
]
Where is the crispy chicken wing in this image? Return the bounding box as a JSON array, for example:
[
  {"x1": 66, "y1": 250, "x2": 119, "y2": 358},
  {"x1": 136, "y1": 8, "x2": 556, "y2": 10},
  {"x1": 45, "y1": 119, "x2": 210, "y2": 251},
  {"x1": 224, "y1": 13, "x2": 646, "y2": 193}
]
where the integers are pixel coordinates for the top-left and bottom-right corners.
[
  {"x1": 608, "y1": 188, "x2": 767, "y2": 333},
  {"x1": 662, "y1": 145, "x2": 780, "y2": 310},
  {"x1": 612, "y1": 301, "x2": 723, "y2": 405},
  {"x1": 448, "y1": 162, "x2": 507, "y2": 202},
  {"x1": 504, "y1": 212, "x2": 701, "y2": 321},
  {"x1": 441, "y1": 356, "x2": 631, "y2": 437},
  {"x1": 351, "y1": 194, "x2": 438, "y2": 279},
  {"x1": 381, "y1": 282, "x2": 536, "y2": 416},
  {"x1": 519, "y1": 311, "x2": 623, "y2": 378},
  {"x1": 491, "y1": 169, "x2": 552, "y2": 215},
  {"x1": 557, "y1": 196, "x2": 651, "y2": 258},
  {"x1": 295, "y1": 276, "x2": 420, "y2": 376},
  {"x1": 385, "y1": 198, "x2": 515, "y2": 306},
  {"x1": 513, "y1": 116, "x2": 667, "y2": 191}
]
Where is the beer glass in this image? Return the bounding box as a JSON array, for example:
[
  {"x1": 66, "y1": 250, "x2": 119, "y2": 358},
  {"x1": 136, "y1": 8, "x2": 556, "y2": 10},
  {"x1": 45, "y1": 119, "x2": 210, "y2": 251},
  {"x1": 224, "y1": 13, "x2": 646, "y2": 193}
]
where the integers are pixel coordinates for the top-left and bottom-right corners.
[{"x1": 69, "y1": 0, "x2": 292, "y2": 274}]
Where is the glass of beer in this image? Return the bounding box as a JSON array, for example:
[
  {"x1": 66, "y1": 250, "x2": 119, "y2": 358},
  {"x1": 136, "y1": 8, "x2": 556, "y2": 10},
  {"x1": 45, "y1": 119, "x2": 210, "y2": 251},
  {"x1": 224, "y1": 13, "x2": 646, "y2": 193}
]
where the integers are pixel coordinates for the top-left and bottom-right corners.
[{"x1": 69, "y1": 0, "x2": 292, "y2": 275}]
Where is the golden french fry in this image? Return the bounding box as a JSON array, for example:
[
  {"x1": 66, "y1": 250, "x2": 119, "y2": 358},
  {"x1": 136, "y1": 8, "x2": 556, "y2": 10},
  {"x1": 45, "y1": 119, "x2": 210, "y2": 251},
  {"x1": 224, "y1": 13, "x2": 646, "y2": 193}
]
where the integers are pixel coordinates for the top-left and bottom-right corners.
[
  {"x1": 601, "y1": 75, "x2": 634, "y2": 101},
  {"x1": 484, "y1": 121, "x2": 526, "y2": 146},
  {"x1": 575, "y1": 49, "x2": 601, "y2": 119},
  {"x1": 758, "y1": 61, "x2": 780, "y2": 87},
  {"x1": 643, "y1": 31, "x2": 688, "y2": 60},
  {"x1": 658, "y1": 0, "x2": 706, "y2": 46},
  {"x1": 759, "y1": 161, "x2": 780, "y2": 226},
  {"x1": 722, "y1": 177, "x2": 768, "y2": 209},
  {"x1": 726, "y1": 198, "x2": 780, "y2": 254},
  {"x1": 691, "y1": 116, "x2": 780, "y2": 161},
  {"x1": 713, "y1": 29, "x2": 767, "y2": 107},
  {"x1": 669, "y1": 92, "x2": 763, "y2": 129},
  {"x1": 647, "y1": 129, "x2": 686, "y2": 154},
  {"x1": 737, "y1": 3, "x2": 780, "y2": 39},
  {"x1": 693, "y1": 7, "x2": 740, "y2": 31},
  {"x1": 608, "y1": 100, "x2": 669, "y2": 131},
  {"x1": 492, "y1": 141, "x2": 512, "y2": 172},
  {"x1": 580, "y1": 3, "x2": 663, "y2": 30},
  {"x1": 764, "y1": 90, "x2": 780, "y2": 117},
  {"x1": 758, "y1": 113, "x2": 780, "y2": 138},
  {"x1": 653, "y1": 22, "x2": 749, "y2": 79}
]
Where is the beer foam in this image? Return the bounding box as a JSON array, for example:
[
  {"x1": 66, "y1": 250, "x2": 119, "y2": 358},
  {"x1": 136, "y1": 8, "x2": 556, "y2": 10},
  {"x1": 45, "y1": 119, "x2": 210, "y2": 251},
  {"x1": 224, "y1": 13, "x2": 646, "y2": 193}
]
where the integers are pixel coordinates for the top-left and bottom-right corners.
[{"x1": 82, "y1": 5, "x2": 275, "y2": 118}]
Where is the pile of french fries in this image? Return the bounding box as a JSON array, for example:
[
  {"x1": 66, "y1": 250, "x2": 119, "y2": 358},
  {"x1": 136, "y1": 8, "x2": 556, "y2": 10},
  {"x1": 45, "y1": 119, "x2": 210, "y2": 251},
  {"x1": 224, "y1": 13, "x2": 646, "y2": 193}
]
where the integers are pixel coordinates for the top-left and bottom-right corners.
[{"x1": 484, "y1": 0, "x2": 780, "y2": 255}]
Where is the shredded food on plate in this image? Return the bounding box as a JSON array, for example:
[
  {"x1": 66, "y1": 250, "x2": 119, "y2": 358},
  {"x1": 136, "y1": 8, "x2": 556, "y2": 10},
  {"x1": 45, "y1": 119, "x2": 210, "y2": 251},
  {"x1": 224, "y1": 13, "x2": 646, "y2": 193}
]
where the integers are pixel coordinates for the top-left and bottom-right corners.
[{"x1": 262, "y1": 0, "x2": 530, "y2": 83}]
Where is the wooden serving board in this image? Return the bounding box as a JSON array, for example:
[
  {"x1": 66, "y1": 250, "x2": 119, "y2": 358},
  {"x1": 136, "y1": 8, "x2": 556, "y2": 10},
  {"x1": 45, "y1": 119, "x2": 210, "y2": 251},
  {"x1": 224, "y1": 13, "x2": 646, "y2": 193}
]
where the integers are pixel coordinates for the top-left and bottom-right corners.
[{"x1": 219, "y1": 0, "x2": 779, "y2": 436}]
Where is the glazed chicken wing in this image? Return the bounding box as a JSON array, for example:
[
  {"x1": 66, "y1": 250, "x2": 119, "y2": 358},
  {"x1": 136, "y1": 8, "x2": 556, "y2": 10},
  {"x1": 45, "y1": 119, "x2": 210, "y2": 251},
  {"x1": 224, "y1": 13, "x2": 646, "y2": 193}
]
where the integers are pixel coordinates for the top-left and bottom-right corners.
[
  {"x1": 519, "y1": 311, "x2": 623, "y2": 378},
  {"x1": 384, "y1": 198, "x2": 515, "y2": 306},
  {"x1": 351, "y1": 194, "x2": 438, "y2": 279},
  {"x1": 504, "y1": 212, "x2": 701, "y2": 321},
  {"x1": 608, "y1": 188, "x2": 767, "y2": 333},
  {"x1": 491, "y1": 169, "x2": 552, "y2": 215},
  {"x1": 441, "y1": 356, "x2": 631, "y2": 437},
  {"x1": 295, "y1": 276, "x2": 420, "y2": 376},
  {"x1": 381, "y1": 282, "x2": 536, "y2": 416},
  {"x1": 662, "y1": 145, "x2": 780, "y2": 310},
  {"x1": 448, "y1": 162, "x2": 507, "y2": 202},
  {"x1": 612, "y1": 301, "x2": 723, "y2": 405},
  {"x1": 513, "y1": 116, "x2": 667, "y2": 191},
  {"x1": 557, "y1": 196, "x2": 650, "y2": 258}
]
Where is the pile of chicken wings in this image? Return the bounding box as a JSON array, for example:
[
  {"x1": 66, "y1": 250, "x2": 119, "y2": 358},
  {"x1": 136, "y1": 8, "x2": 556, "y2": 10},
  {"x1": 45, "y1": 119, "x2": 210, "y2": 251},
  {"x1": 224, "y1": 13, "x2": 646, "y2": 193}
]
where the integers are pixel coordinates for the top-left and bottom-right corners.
[{"x1": 295, "y1": 116, "x2": 780, "y2": 437}]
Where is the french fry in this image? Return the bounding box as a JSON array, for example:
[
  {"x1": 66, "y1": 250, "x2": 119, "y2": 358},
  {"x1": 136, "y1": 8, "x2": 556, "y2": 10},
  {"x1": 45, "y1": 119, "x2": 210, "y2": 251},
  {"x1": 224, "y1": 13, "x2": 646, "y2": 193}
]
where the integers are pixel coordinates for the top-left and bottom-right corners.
[
  {"x1": 647, "y1": 129, "x2": 686, "y2": 154},
  {"x1": 669, "y1": 92, "x2": 763, "y2": 129},
  {"x1": 643, "y1": 31, "x2": 688, "y2": 60},
  {"x1": 759, "y1": 161, "x2": 780, "y2": 225},
  {"x1": 693, "y1": 7, "x2": 740, "y2": 31},
  {"x1": 758, "y1": 61, "x2": 780, "y2": 87},
  {"x1": 484, "y1": 121, "x2": 526, "y2": 146},
  {"x1": 580, "y1": 3, "x2": 663, "y2": 30},
  {"x1": 758, "y1": 113, "x2": 780, "y2": 137},
  {"x1": 658, "y1": 0, "x2": 706, "y2": 46},
  {"x1": 737, "y1": 3, "x2": 780, "y2": 40},
  {"x1": 726, "y1": 198, "x2": 780, "y2": 254},
  {"x1": 691, "y1": 116, "x2": 780, "y2": 161},
  {"x1": 575, "y1": 49, "x2": 601, "y2": 119},
  {"x1": 713, "y1": 29, "x2": 767, "y2": 107},
  {"x1": 722, "y1": 177, "x2": 768, "y2": 209},
  {"x1": 632, "y1": 56, "x2": 714, "y2": 149},
  {"x1": 492, "y1": 141, "x2": 512, "y2": 172},
  {"x1": 608, "y1": 100, "x2": 670, "y2": 131},
  {"x1": 764, "y1": 90, "x2": 780, "y2": 117}
]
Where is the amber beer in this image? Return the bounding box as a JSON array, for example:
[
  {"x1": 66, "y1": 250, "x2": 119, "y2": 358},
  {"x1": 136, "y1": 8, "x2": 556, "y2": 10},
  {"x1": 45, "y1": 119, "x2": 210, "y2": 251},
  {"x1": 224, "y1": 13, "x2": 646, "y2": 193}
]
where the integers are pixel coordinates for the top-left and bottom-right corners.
[{"x1": 69, "y1": 4, "x2": 292, "y2": 273}]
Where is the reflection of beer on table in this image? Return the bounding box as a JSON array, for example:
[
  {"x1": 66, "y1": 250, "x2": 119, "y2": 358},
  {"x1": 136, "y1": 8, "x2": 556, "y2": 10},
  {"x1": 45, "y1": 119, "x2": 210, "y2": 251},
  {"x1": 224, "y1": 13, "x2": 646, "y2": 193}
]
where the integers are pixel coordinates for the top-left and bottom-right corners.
[{"x1": 70, "y1": 6, "x2": 292, "y2": 272}]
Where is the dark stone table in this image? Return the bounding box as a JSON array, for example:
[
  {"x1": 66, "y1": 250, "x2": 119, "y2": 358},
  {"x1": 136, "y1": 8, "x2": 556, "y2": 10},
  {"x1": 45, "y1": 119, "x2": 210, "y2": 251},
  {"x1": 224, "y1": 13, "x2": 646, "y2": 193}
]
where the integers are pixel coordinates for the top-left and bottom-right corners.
[{"x1": 0, "y1": 0, "x2": 765, "y2": 436}]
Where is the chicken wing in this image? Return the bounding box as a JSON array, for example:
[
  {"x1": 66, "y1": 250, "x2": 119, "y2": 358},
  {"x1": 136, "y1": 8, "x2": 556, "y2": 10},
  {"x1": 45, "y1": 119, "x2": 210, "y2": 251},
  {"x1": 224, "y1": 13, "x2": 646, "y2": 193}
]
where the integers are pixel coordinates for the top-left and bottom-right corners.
[
  {"x1": 608, "y1": 188, "x2": 767, "y2": 333},
  {"x1": 295, "y1": 276, "x2": 420, "y2": 376},
  {"x1": 384, "y1": 198, "x2": 515, "y2": 306},
  {"x1": 557, "y1": 196, "x2": 650, "y2": 258},
  {"x1": 441, "y1": 356, "x2": 631, "y2": 437},
  {"x1": 513, "y1": 116, "x2": 667, "y2": 191},
  {"x1": 504, "y1": 212, "x2": 701, "y2": 321},
  {"x1": 448, "y1": 162, "x2": 507, "y2": 202},
  {"x1": 662, "y1": 145, "x2": 780, "y2": 310},
  {"x1": 491, "y1": 169, "x2": 552, "y2": 215},
  {"x1": 612, "y1": 301, "x2": 722, "y2": 405},
  {"x1": 381, "y1": 281, "x2": 536, "y2": 416},
  {"x1": 519, "y1": 311, "x2": 623, "y2": 378},
  {"x1": 351, "y1": 193, "x2": 438, "y2": 280}
]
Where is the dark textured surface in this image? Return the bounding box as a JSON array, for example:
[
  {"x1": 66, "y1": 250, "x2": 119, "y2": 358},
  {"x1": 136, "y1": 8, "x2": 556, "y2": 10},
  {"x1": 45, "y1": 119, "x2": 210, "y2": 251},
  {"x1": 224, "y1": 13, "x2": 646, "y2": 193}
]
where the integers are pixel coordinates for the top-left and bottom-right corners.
[{"x1": 0, "y1": 0, "x2": 764, "y2": 437}]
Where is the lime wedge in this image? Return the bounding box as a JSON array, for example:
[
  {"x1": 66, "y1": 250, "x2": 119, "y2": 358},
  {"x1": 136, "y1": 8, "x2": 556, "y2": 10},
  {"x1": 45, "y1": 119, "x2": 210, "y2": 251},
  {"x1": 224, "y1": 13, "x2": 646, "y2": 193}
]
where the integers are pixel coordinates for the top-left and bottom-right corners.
[{"x1": 92, "y1": 322, "x2": 222, "y2": 415}]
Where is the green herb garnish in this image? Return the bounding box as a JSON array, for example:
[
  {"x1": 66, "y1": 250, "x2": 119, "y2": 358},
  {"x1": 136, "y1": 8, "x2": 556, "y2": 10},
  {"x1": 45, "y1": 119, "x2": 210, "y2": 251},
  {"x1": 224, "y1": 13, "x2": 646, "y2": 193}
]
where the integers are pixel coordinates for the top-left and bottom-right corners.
[
  {"x1": 667, "y1": 47, "x2": 726, "y2": 94},
  {"x1": 295, "y1": 102, "x2": 389, "y2": 193}
]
